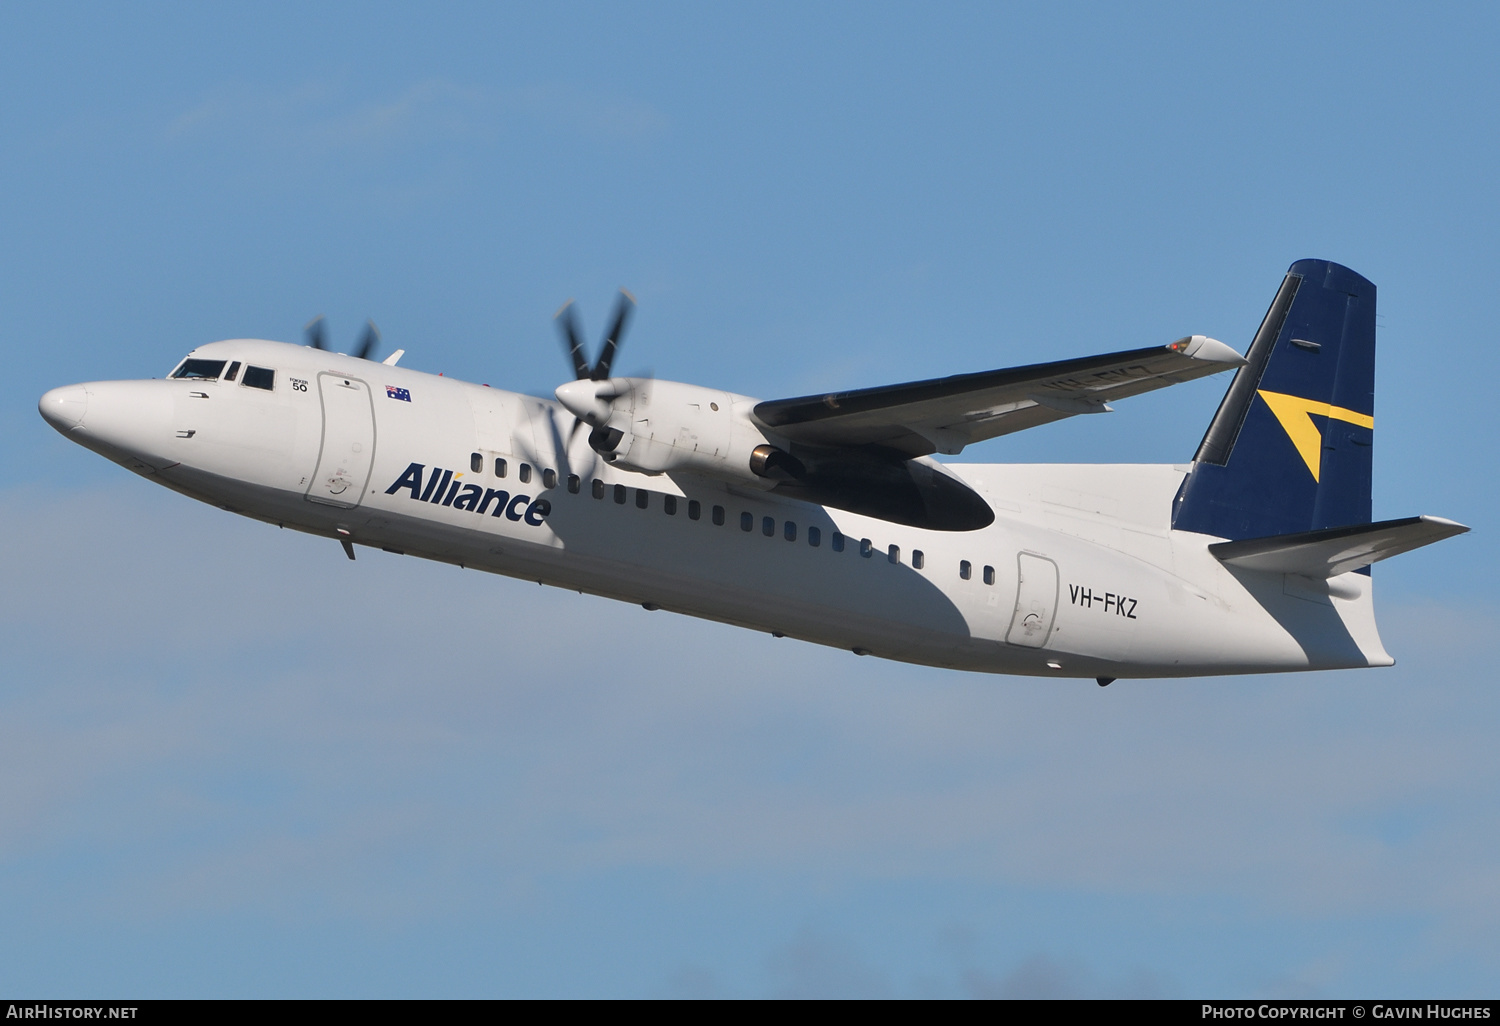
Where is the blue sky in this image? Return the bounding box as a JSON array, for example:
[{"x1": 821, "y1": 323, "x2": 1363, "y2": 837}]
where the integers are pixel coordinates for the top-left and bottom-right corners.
[{"x1": 2, "y1": 1, "x2": 1497, "y2": 997}]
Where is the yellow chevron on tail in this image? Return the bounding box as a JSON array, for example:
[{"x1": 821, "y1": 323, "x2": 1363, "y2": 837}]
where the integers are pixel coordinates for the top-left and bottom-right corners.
[{"x1": 1257, "y1": 390, "x2": 1374, "y2": 482}]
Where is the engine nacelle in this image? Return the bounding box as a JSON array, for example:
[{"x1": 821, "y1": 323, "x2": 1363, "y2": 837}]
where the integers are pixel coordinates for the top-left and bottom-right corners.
[
  {"x1": 555, "y1": 378, "x2": 793, "y2": 489},
  {"x1": 554, "y1": 376, "x2": 994, "y2": 530}
]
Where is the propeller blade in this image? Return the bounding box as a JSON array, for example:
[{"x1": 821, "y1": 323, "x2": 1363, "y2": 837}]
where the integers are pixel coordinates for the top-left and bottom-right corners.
[
  {"x1": 353, "y1": 320, "x2": 381, "y2": 361},
  {"x1": 551, "y1": 409, "x2": 598, "y2": 481},
  {"x1": 567, "y1": 415, "x2": 587, "y2": 450},
  {"x1": 554, "y1": 300, "x2": 591, "y2": 380},
  {"x1": 591, "y1": 288, "x2": 635, "y2": 381},
  {"x1": 305, "y1": 315, "x2": 328, "y2": 350},
  {"x1": 541, "y1": 405, "x2": 594, "y2": 480}
]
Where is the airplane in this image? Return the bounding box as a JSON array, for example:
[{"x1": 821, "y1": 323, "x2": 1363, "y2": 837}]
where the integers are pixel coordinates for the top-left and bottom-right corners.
[{"x1": 38, "y1": 259, "x2": 1468, "y2": 684}]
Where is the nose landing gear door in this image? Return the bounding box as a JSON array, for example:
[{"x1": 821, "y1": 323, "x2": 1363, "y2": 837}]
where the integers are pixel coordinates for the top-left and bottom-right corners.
[
  {"x1": 1006, "y1": 552, "x2": 1059, "y2": 648},
  {"x1": 306, "y1": 373, "x2": 376, "y2": 508}
]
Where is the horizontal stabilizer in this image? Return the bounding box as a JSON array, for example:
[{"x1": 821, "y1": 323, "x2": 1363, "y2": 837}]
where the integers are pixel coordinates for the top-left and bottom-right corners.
[{"x1": 1209, "y1": 515, "x2": 1469, "y2": 578}]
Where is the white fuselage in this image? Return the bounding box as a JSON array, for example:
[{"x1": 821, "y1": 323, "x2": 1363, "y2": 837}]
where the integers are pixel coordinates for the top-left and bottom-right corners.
[{"x1": 41, "y1": 339, "x2": 1393, "y2": 678}]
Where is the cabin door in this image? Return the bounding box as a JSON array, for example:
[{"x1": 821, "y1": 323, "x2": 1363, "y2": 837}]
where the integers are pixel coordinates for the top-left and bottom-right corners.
[
  {"x1": 1006, "y1": 552, "x2": 1059, "y2": 648},
  {"x1": 306, "y1": 373, "x2": 376, "y2": 508}
]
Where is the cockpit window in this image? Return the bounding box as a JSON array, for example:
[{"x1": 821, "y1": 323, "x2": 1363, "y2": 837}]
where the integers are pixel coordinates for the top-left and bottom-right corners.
[
  {"x1": 172, "y1": 359, "x2": 227, "y2": 380},
  {"x1": 242, "y1": 366, "x2": 275, "y2": 391}
]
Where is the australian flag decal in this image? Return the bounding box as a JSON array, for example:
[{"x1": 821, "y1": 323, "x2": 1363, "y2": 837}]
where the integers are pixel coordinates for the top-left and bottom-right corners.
[{"x1": 386, "y1": 385, "x2": 411, "y2": 402}]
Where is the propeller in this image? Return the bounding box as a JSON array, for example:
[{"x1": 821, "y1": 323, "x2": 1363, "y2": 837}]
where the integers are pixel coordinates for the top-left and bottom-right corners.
[
  {"x1": 554, "y1": 289, "x2": 635, "y2": 381},
  {"x1": 513, "y1": 400, "x2": 601, "y2": 486},
  {"x1": 592, "y1": 290, "x2": 634, "y2": 381},
  {"x1": 304, "y1": 315, "x2": 383, "y2": 361},
  {"x1": 305, "y1": 315, "x2": 328, "y2": 351},
  {"x1": 353, "y1": 321, "x2": 381, "y2": 360},
  {"x1": 555, "y1": 301, "x2": 591, "y2": 380},
  {"x1": 552, "y1": 289, "x2": 637, "y2": 456}
]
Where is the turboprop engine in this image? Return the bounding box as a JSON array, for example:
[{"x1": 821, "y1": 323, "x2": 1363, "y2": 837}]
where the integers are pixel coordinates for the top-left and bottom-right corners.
[
  {"x1": 549, "y1": 288, "x2": 993, "y2": 530},
  {"x1": 554, "y1": 377, "x2": 799, "y2": 490}
]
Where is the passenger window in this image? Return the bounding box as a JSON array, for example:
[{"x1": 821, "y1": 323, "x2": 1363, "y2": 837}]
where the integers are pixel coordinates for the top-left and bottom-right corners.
[
  {"x1": 832, "y1": 532, "x2": 845, "y2": 552},
  {"x1": 960, "y1": 560, "x2": 972, "y2": 580},
  {"x1": 470, "y1": 453, "x2": 483, "y2": 473},
  {"x1": 542, "y1": 468, "x2": 557, "y2": 489},
  {"x1": 592, "y1": 478, "x2": 604, "y2": 499},
  {"x1": 223, "y1": 361, "x2": 241, "y2": 382},
  {"x1": 614, "y1": 484, "x2": 627, "y2": 504},
  {"x1": 762, "y1": 516, "x2": 774, "y2": 537},
  {"x1": 712, "y1": 505, "x2": 725, "y2": 526},
  {"x1": 888, "y1": 544, "x2": 900, "y2": 564},
  {"x1": 688, "y1": 499, "x2": 701, "y2": 520},
  {"x1": 519, "y1": 463, "x2": 532, "y2": 484},
  {"x1": 983, "y1": 565, "x2": 995, "y2": 586},
  {"x1": 808, "y1": 526, "x2": 821, "y2": 547},
  {"x1": 664, "y1": 495, "x2": 678, "y2": 515},
  {"x1": 912, "y1": 550, "x2": 925, "y2": 570},
  {"x1": 860, "y1": 538, "x2": 872, "y2": 558},
  {"x1": 496, "y1": 458, "x2": 508, "y2": 478},
  {"x1": 242, "y1": 365, "x2": 275, "y2": 390},
  {"x1": 740, "y1": 512, "x2": 753, "y2": 532},
  {"x1": 568, "y1": 474, "x2": 581, "y2": 494},
  {"x1": 784, "y1": 521, "x2": 796, "y2": 542},
  {"x1": 173, "y1": 359, "x2": 226, "y2": 380},
  {"x1": 636, "y1": 490, "x2": 649, "y2": 509}
]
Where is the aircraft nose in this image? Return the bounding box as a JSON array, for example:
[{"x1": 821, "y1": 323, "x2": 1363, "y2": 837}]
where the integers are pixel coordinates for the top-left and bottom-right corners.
[{"x1": 38, "y1": 385, "x2": 89, "y2": 432}]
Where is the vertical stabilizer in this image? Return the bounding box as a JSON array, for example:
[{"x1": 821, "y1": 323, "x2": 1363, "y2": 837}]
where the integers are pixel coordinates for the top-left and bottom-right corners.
[{"x1": 1173, "y1": 260, "x2": 1376, "y2": 540}]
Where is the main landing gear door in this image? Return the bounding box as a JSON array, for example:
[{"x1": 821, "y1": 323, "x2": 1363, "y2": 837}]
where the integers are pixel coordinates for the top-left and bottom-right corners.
[
  {"x1": 1006, "y1": 552, "x2": 1059, "y2": 648},
  {"x1": 306, "y1": 373, "x2": 376, "y2": 508}
]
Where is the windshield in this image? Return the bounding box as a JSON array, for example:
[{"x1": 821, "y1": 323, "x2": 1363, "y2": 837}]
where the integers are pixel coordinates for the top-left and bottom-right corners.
[{"x1": 171, "y1": 358, "x2": 227, "y2": 380}]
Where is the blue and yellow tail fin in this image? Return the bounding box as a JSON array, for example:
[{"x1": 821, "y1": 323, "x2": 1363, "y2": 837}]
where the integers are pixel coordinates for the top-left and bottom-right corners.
[{"x1": 1173, "y1": 259, "x2": 1376, "y2": 540}]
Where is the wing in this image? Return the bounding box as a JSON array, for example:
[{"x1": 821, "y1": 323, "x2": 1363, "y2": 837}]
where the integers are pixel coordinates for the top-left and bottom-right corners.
[{"x1": 752, "y1": 335, "x2": 1246, "y2": 457}]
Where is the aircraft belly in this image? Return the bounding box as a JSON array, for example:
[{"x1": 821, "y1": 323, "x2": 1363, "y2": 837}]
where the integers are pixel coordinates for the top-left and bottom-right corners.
[{"x1": 528, "y1": 498, "x2": 980, "y2": 662}]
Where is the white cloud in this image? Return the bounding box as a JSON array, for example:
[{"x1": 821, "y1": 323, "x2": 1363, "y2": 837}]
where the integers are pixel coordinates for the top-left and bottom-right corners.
[{"x1": 160, "y1": 78, "x2": 668, "y2": 156}]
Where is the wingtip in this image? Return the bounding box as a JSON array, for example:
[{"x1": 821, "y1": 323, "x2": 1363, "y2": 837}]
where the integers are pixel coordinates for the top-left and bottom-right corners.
[
  {"x1": 1417, "y1": 515, "x2": 1471, "y2": 535},
  {"x1": 1171, "y1": 334, "x2": 1246, "y2": 366}
]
